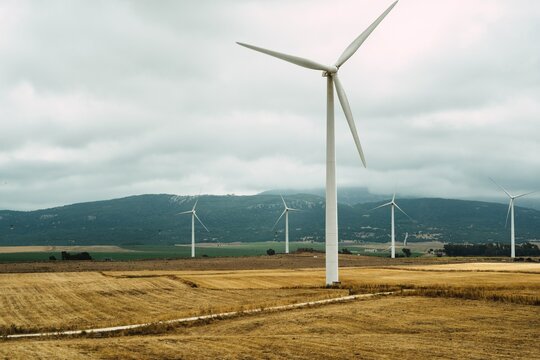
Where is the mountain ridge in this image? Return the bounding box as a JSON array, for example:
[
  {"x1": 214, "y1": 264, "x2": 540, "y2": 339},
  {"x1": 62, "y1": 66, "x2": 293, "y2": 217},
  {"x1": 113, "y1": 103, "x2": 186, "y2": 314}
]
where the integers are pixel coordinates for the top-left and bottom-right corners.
[{"x1": 1, "y1": 193, "x2": 539, "y2": 246}]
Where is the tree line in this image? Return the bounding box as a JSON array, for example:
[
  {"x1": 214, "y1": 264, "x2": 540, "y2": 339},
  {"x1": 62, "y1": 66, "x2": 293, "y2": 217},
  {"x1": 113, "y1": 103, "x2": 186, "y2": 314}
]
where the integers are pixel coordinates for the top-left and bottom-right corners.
[{"x1": 443, "y1": 242, "x2": 540, "y2": 257}]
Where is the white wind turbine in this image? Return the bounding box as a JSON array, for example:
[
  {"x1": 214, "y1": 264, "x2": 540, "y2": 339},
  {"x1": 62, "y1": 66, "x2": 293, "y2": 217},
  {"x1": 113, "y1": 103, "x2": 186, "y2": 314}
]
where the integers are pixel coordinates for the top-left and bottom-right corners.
[
  {"x1": 490, "y1": 178, "x2": 536, "y2": 258},
  {"x1": 178, "y1": 198, "x2": 209, "y2": 258},
  {"x1": 272, "y1": 195, "x2": 300, "y2": 254},
  {"x1": 371, "y1": 194, "x2": 411, "y2": 258},
  {"x1": 238, "y1": 1, "x2": 399, "y2": 284}
]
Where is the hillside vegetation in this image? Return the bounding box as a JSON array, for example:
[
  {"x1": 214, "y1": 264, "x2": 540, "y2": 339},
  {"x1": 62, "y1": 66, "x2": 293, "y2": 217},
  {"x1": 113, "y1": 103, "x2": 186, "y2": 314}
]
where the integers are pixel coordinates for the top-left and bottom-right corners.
[{"x1": 1, "y1": 193, "x2": 540, "y2": 246}]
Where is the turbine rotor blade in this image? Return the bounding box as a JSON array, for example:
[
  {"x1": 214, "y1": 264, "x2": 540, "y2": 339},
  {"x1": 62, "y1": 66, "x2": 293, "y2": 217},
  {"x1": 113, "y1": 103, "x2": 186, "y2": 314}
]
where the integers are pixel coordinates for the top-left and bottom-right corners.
[
  {"x1": 333, "y1": 74, "x2": 367, "y2": 167},
  {"x1": 192, "y1": 198, "x2": 199, "y2": 212},
  {"x1": 280, "y1": 195, "x2": 287, "y2": 208},
  {"x1": 394, "y1": 202, "x2": 412, "y2": 220},
  {"x1": 335, "y1": 1, "x2": 399, "y2": 68},
  {"x1": 194, "y1": 213, "x2": 209, "y2": 232},
  {"x1": 515, "y1": 190, "x2": 537, "y2": 199},
  {"x1": 177, "y1": 210, "x2": 193, "y2": 215},
  {"x1": 392, "y1": 193, "x2": 396, "y2": 202},
  {"x1": 288, "y1": 208, "x2": 301, "y2": 211},
  {"x1": 489, "y1": 177, "x2": 512, "y2": 198},
  {"x1": 272, "y1": 209, "x2": 287, "y2": 230},
  {"x1": 236, "y1": 42, "x2": 336, "y2": 73},
  {"x1": 369, "y1": 202, "x2": 392, "y2": 211},
  {"x1": 505, "y1": 200, "x2": 512, "y2": 228}
]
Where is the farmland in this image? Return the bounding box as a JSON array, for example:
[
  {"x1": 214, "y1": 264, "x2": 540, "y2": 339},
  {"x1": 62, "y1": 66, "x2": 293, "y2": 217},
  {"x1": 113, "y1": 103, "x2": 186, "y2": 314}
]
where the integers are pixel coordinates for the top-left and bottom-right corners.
[
  {"x1": 0, "y1": 240, "x2": 445, "y2": 263},
  {"x1": 2, "y1": 297, "x2": 537, "y2": 359},
  {"x1": 0, "y1": 256, "x2": 539, "y2": 359},
  {"x1": 0, "y1": 242, "x2": 328, "y2": 263}
]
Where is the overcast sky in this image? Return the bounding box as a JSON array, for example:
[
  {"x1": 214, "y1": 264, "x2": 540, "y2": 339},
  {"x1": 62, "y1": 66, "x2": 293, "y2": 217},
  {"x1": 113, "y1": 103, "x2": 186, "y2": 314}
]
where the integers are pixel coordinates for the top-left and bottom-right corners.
[{"x1": 0, "y1": 0, "x2": 539, "y2": 210}]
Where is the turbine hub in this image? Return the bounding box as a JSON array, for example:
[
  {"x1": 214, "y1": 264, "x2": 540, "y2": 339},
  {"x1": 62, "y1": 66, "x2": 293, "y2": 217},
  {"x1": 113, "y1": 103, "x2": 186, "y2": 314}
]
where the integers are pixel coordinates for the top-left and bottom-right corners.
[{"x1": 322, "y1": 66, "x2": 338, "y2": 77}]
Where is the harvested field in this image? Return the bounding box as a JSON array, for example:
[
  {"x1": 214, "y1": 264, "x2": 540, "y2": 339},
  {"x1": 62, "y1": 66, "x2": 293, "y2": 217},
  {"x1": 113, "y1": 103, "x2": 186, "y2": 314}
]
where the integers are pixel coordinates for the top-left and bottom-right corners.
[
  {"x1": 0, "y1": 271, "x2": 347, "y2": 333},
  {"x1": 1, "y1": 258, "x2": 538, "y2": 359},
  {"x1": 1, "y1": 296, "x2": 538, "y2": 359},
  {"x1": 395, "y1": 261, "x2": 540, "y2": 273},
  {"x1": 1, "y1": 261, "x2": 538, "y2": 334}
]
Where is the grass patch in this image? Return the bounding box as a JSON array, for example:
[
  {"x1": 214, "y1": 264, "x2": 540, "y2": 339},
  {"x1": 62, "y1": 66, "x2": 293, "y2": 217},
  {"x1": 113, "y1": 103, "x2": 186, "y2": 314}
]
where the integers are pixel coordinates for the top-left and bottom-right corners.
[{"x1": 0, "y1": 242, "x2": 328, "y2": 262}]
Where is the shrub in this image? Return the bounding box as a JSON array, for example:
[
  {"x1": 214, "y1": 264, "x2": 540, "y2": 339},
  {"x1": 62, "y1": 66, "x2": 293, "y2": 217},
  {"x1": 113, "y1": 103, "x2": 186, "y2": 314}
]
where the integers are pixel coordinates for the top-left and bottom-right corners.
[
  {"x1": 294, "y1": 248, "x2": 324, "y2": 254},
  {"x1": 435, "y1": 249, "x2": 445, "y2": 257},
  {"x1": 266, "y1": 248, "x2": 276, "y2": 256},
  {"x1": 402, "y1": 248, "x2": 411, "y2": 257},
  {"x1": 443, "y1": 242, "x2": 540, "y2": 257},
  {"x1": 61, "y1": 251, "x2": 92, "y2": 260}
]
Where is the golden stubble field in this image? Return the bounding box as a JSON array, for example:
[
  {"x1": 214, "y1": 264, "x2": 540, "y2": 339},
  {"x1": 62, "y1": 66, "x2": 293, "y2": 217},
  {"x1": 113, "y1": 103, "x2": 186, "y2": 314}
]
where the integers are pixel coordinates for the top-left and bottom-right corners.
[{"x1": 0, "y1": 256, "x2": 539, "y2": 359}]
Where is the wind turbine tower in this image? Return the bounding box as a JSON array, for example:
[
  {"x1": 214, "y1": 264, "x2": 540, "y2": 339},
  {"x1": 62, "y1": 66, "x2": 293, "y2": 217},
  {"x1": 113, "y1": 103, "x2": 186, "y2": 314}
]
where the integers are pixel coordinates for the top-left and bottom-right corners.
[
  {"x1": 371, "y1": 194, "x2": 411, "y2": 258},
  {"x1": 272, "y1": 195, "x2": 300, "y2": 254},
  {"x1": 178, "y1": 198, "x2": 209, "y2": 258},
  {"x1": 403, "y1": 232, "x2": 409, "y2": 247},
  {"x1": 238, "y1": 1, "x2": 399, "y2": 284},
  {"x1": 490, "y1": 178, "x2": 536, "y2": 258}
]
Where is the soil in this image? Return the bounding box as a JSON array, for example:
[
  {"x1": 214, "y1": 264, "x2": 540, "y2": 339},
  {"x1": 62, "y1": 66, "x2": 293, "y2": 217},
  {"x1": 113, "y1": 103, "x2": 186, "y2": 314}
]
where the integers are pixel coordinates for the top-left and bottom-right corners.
[{"x1": 0, "y1": 253, "x2": 513, "y2": 274}]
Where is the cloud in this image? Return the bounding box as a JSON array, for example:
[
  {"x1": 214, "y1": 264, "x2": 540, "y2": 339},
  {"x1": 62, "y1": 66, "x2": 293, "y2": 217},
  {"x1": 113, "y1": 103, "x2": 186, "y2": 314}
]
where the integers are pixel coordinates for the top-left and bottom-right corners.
[{"x1": 0, "y1": 0, "x2": 539, "y2": 210}]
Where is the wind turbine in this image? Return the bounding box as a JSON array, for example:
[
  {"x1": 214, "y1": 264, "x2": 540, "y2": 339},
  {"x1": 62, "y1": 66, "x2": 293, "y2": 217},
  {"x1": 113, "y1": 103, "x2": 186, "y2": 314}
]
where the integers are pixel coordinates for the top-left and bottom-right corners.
[
  {"x1": 403, "y1": 232, "x2": 409, "y2": 247},
  {"x1": 178, "y1": 198, "x2": 209, "y2": 258},
  {"x1": 490, "y1": 178, "x2": 536, "y2": 258},
  {"x1": 272, "y1": 195, "x2": 300, "y2": 254},
  {"x1": 237, "y1": 1, "x2": 399, "y2": 284},
  {"x1": 371, "y1": 194, "x2": 411, "y2": 258}
]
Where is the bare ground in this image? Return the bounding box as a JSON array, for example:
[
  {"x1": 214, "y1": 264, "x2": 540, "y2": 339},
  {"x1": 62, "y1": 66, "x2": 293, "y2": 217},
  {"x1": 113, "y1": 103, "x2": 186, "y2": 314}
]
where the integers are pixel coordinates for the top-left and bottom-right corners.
[{"x1": 0, "y1": 253, "x2": 521, "y2": 274}]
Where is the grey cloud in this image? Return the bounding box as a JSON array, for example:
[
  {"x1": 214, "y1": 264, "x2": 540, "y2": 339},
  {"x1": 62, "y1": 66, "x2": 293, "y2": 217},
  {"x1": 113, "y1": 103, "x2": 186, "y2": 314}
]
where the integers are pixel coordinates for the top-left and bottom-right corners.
[{"x1": 0, "y1": 0, "x2": 539, "y2": 210}]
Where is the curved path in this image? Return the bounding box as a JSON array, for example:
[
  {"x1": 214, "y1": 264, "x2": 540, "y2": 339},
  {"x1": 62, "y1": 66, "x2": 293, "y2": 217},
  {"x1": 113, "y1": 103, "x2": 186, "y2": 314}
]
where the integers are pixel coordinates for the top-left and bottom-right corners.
[{"x1": 6, "y1": 291, "x2": 394, "y2": 339}]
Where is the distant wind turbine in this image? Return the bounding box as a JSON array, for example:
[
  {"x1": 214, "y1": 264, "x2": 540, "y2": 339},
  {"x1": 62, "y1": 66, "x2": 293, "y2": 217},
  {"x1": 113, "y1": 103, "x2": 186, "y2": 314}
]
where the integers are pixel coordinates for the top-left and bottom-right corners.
[
  {"x1": 237, "y1": 1, "x2": 399, "y2": 284},
  {"x1": 371, "y1": 193, "x2": 412, "y2": 258},
  {"x1": 272, "y1": 195, "x2": 300, "y2": 254},
  {"x1": 178, "y1": 198, "x2": 209, "y2": 258},
  {"x1": 490, "y1": 178, "x2": 536, "y2": 258},
  {"x1": 403, "y1": 232, "x2": 409, "y2": 247}
]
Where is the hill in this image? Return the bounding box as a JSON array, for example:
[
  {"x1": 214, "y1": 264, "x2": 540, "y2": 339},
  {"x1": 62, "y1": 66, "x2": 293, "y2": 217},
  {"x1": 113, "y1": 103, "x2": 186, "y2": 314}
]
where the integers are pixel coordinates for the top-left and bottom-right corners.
[
  {"x1": 259, "y1": 187, "x2": 389, "y2": 205},
  {"x1": 1, "y1": 194, "x2": 540, "y2": 246},
  {"x1": 260, "y1": 186, "x2": 540, "y2": 210}
]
